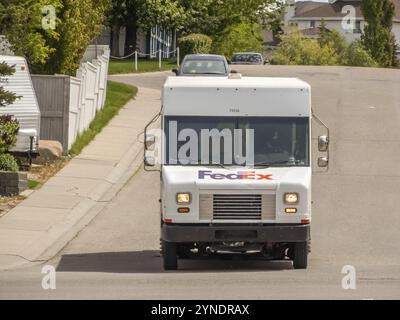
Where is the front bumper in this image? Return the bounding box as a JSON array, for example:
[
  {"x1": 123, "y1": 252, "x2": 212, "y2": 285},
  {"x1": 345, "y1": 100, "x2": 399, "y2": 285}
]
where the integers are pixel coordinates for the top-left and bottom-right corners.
[{"x1": 162, "y1": 224, "x2": 310, "y2": 243}]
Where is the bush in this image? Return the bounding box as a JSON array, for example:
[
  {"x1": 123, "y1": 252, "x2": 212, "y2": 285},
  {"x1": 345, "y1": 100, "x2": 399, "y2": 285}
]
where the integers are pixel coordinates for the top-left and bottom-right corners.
[
  {"x1": 212, "y1": 23, "x2": 264, "y2": 58},
  {"x1": 179, "y1": 34, "x2": 213, "y2": 59},
  {"x1": 342, "y1": 40, "x2": 378, "y2": 67},
  {"x1": 270, "y1": 30, "x2": 339, "y2": 65},
  {"x1": 318, "y1": 28, "x2": 348, "y2": 61},
  {"x1": 0, "y1": 115, "x2": 19, "y2": 153},
  {"x1": 0, "y1": 153, "x2": 19, "y2": 172}
]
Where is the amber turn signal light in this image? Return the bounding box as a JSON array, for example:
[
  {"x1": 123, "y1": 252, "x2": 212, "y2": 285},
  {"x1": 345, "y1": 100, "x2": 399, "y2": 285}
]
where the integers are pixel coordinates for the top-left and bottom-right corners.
[{"x1": 178, "y1": 207, "x2": 190, "y2": 214}]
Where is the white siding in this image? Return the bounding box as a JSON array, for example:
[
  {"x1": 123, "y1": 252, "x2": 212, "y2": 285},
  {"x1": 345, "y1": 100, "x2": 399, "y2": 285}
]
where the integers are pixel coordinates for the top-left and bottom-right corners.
[{"x1": 0, "y1": 56, "x2": 40, "y2": 152}]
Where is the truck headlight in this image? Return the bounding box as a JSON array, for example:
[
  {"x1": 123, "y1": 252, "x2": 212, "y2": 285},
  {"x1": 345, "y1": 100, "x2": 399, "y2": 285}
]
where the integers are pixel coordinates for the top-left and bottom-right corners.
[
  {"x1": 176, "y1": 193, "x2": 191, "y2": 204},
  {"x1": 284, "y1": 192, "x2": 299, "y2": 204}
]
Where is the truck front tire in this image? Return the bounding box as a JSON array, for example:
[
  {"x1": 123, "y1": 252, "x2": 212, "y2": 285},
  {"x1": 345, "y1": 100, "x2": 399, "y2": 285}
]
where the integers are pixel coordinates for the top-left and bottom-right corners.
[
  {"x1": 293, "y1": 241, "x2": 308, "y2": 269},
  {"x1": 162, "y1": 240, "x2": 178, "y2": 270}
]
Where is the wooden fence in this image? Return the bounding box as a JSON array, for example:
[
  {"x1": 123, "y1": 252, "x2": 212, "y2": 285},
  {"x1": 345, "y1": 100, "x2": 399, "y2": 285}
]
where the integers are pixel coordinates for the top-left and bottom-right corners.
[{"x1": 32, "y1": 46, "x2": 110, "y2": 154}]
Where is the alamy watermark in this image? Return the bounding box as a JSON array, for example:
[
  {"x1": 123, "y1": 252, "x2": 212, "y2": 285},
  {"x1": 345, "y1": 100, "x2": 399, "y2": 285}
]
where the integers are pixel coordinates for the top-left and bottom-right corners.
[
  {"x1": 341, "y1": 265, "x2": 356, "y2": 290},
  {"x1": 146, "y1": 122, "x2": 255, "y2": 166},
  {"x1": 41, "y1": 265, "x2": 56, "y2": 290},
  {"x1": 341, "y1": 5, "x2": 357, "y2": 31},
  {"x1": 41, "y1": 5, "x2": 56, "y2": 30}
]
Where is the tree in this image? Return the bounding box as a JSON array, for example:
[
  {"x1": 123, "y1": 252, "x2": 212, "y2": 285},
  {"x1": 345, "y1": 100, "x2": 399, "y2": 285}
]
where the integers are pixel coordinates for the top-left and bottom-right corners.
[
  {"x1": 269, "y1": 30, "x2": 339, "y2": 65},
  {"x1": 318, "y1": 21, "x2": 348, "y2": 55},
  {"x1": 212, "y1": 23, "x2": 264, "y2": 58},
  {"x1": 107, "y1": 0, "x2": 185, "y2": 56},
  {"x1": 178, "y1": 0, "x2": 283, "y2": 37},
  {"x1": 361, "y1": 0, "x2": 398, "y2": 67},
  {"x1": 0, "y1": 63, "x2": 20, "y2": 172},
  {"x1": 0, "y1": 0, "x2": 111, "y2": 75},
  {"x1": 342, "y1": 40, "x2": 378, "y2": 67},
  {"x1": 51, "y1": 0, "x2": 111, "y2": 74},
  {"x1": 0, "y1": 62, "x2": 19, "y2": 108},
  {"x1": 106, "y1": 0, "x2": 284, "y2": 56},
  {"x1": 0, "y1": 0, "x2": 63, "y2": 66}
]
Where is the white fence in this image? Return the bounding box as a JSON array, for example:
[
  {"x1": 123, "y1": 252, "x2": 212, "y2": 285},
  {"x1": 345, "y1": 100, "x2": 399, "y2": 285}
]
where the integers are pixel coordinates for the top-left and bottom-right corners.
[
  {"x1": 32, "y1": 45, "x2": 110, "y2": 153},
  {"x1": 68, "y1": 47, "x2": 110, "y2": 149},
  {"x1": 110, "y1": 47, "x2": 179, "y2": 71}
]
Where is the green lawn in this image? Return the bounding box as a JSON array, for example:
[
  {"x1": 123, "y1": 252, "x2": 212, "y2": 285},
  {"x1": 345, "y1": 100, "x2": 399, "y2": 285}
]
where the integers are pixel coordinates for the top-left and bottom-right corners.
[
  {"x1": 108, "y1": 58, "x2": 178, "y2": 75},
  {"x1": 69, "y1": 81, "x2": 138, "y2": 156}
]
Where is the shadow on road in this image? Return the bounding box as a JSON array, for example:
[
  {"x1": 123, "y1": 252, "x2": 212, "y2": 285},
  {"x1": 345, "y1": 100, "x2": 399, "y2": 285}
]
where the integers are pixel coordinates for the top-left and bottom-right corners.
[{"x1": 56, "y1": 250, "x2": 294, "y2": 274}]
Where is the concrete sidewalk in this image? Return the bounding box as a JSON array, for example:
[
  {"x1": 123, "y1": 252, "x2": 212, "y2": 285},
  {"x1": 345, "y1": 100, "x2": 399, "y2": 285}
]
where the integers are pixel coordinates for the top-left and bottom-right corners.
[{"x1": 0, "y1": 86, "x2": 161, "y2": 270}]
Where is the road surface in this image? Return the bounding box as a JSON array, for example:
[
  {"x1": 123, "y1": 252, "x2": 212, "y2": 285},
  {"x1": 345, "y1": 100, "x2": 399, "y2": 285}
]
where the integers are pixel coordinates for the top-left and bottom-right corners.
[{"x1": 0, "y1": 65, "x2": 399, "y2": 299}]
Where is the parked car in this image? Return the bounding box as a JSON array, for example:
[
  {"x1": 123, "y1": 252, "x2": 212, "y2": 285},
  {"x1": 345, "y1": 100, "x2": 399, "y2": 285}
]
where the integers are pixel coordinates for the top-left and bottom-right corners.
[
  {"x1": 172, "y1": 54, "x2": 231, "y2": 76},
  {"x1": 229, "y1": 52, "x2": 268, "y2": 65}
]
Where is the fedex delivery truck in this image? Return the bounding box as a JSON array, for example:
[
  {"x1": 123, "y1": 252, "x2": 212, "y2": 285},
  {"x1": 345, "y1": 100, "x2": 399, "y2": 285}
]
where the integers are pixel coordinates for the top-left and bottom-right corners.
[{"x1": 144, "y1": 75, "x2": 329, "y2": 270}]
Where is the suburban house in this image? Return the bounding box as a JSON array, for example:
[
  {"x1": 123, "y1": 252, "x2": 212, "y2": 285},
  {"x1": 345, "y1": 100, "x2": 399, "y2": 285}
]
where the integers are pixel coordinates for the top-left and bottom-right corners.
[
  {"x1": 278, "y1": 0, "x2": 400, "y2": 44},
  {"x1": 96, "y1": 26, "x2": 177, "y2": 59}
]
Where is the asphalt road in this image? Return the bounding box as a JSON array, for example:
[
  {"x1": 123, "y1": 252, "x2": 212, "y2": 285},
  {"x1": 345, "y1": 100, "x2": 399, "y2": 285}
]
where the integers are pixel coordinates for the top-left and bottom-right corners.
[{"x1": 0, "y1": 65, "x2": 399, "y2": 299}]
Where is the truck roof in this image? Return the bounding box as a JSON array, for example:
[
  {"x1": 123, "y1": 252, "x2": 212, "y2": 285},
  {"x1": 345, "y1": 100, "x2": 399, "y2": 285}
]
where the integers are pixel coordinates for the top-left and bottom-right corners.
[
  {"x1": 163, "y1": 76, "x2": 311, "y2": 117},
  {"x1": 164, "y1": 76, "x2": 311, "y2": 90}
]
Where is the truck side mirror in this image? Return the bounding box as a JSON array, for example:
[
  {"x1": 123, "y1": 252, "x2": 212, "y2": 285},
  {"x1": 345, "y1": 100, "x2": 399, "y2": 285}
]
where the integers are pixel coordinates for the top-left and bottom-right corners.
[
  {"x1": 145, "y1": 134, "x2": 155, "y2": 150},
  {"x1": 318, "y1": 135, "x2": 329, "y2": 152},
  {"x1": 318, "y1": 157, "x2": 329, "y2": 168},
  {"x1": 172, "y1": 68, "x2": 179, "y2": 75}
]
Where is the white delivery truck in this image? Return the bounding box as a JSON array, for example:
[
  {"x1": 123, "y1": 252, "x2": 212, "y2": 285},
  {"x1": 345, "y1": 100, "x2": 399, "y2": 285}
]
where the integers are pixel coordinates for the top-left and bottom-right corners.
[{"x1": 144, "y1": 75, "x2": 329, "y2": 270}]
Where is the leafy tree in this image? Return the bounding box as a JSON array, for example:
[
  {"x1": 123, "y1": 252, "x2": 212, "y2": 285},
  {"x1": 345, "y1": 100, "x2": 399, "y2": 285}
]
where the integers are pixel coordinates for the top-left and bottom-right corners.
[
  {"x1": 107, "y1": 0, "x2": 185, "y2": 56},
  {"x1": 0, "y1": 64, "x2": 20, "y2": 171},
  {"x1": 318, "y1": 21, "x2": 348, "y2": 55},
  {"x1": 178, "y1": 0, "x2": 283, "y2": 37},
  {"x1": 212, "y1": 23, "x2": 264, "y2": 58},
  {"x1": 106, "y1": 0, "x2": 284, "y2": 56},
  {"x1": 0, "y1": 62, "x2": 19, "y2": 108},
  {"x1": 342, "y1": 40, "x2": 378, "y2": 67},
  {"x1": 0, "y1": 0, "x2": 62, "y2": 66},
  {"x1": 270, "y1": 30, "x2": 339, "y2": 65},
  {"x1": 50, "y1": 0, "x2": 111, "y2": 74},
  {"x1": 0, "y1": 0, "x2": 111, "y2": 75},
  {"x1": 361, "y1": 0, "x2": 398, "y2": 67}
]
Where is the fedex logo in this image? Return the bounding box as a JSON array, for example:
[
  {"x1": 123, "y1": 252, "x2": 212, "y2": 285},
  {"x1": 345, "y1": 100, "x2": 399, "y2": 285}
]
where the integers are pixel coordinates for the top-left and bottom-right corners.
[{"x1": 198, "y1": 170, "x2": 273, "y2": 180}]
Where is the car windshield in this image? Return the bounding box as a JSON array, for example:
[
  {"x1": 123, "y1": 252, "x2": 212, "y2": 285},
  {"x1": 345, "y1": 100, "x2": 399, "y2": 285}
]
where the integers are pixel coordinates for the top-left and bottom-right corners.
[
  {"x1": 232, "y1": 54, "x2": 262, "y2": 63},
  {"x1": 165, "y1": 116, "x2": 309, "y2": 167},
  {"x1": 181, "y1": 60, "x2": 227, "y2": 75}
]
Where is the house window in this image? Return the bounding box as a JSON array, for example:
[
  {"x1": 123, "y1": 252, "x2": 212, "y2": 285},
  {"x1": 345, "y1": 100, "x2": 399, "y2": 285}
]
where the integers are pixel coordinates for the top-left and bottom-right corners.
[
  {"x1": 310, "y1": 21, "x2": 316, "y2": 28},
  {"x1": 354, "y1": 21, "x2": 361, "y2": 34}
]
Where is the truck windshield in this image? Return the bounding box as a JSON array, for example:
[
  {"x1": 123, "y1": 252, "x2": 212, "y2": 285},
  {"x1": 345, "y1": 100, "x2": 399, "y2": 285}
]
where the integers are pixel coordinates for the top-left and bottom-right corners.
[{"x1": 165, "y1": 116, "x2": 309, "y2": 167}]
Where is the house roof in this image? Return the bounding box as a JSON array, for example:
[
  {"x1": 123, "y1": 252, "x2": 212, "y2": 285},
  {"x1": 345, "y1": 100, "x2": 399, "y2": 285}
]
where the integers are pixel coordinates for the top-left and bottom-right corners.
[{"x1": 293, "y1": 0, "x2": 400, "y2": 21}]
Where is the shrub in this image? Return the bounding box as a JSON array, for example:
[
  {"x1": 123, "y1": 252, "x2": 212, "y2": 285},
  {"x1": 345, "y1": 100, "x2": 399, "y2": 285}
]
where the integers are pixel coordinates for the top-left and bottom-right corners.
[
  {"x1": 179, "y1": 34, "x2": 213, "y2": 59},
  {"x1": 0, "y1": 115, "x2": 19, "y2": 153},
  {"x1": 270, "y1": 30, "x2": 339, "y2": 65},
  {"x1": 0, "y1": 153, "x2": 19, "y2": 172},
  {"x1": 212, "y1": 23, "x2": 264, "y2": 58},
  {"x1": 342, "y1": 40, "x2": 378, "y2": 67},
  {"x1": 318, "y1": 28, "x2": 348, "y2": 60}
]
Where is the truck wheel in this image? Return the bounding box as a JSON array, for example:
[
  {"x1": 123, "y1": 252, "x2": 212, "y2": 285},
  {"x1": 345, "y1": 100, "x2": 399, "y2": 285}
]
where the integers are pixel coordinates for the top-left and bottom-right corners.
[
  {"x1": 162, "y1": 241, "x2": 178, "y2": 270},
  {"x1": 293, "y1": 241, "x2": 308, "y2": 269}
]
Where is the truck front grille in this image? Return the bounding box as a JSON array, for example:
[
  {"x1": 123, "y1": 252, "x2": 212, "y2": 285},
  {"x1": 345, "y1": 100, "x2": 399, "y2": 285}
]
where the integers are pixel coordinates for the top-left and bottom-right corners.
[
  {"x1": 199, "y1": 193, "x2": 276, "y2": 221},
  {"x1": 213, "y1": 194, "x2": 262, "y2": 220}
]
